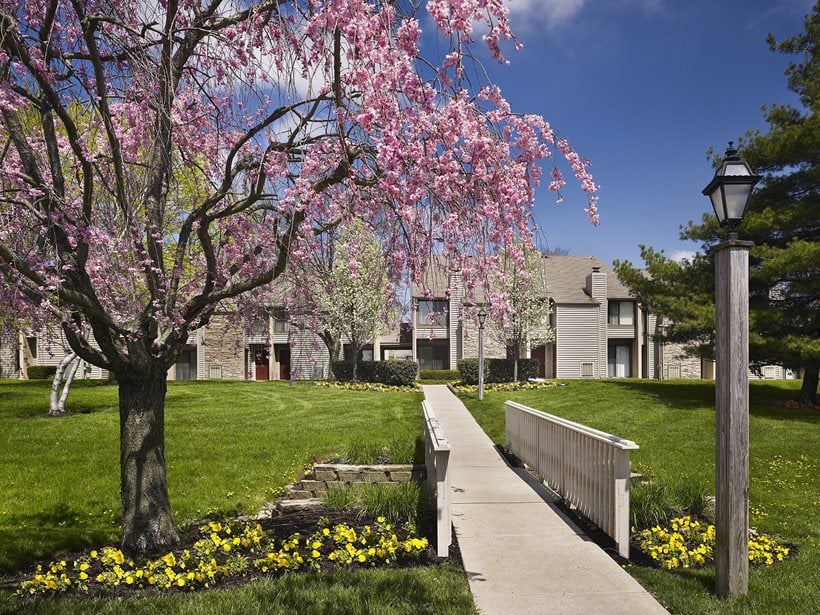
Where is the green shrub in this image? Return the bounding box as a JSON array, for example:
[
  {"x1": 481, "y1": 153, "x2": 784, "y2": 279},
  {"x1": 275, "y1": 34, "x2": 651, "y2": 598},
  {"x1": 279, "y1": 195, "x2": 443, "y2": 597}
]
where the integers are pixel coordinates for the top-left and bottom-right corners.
[
  {"x1": 26, "y1": 365, "x2": 57, "y2": 380},
  {"x1": 339, "y1": 436, "x2": 421, "y2": 464},
  {"x1": 323, "y1": 482, "x2": 429, "y2": 524},
  {"x1": 486, "y1": 358, "x2": 539, "y2": 382},
  {"x1": 418, "y1": 369, "x2": 460, "y2": 381},
  {"x1": 631, "y1": 478, "x2": 711, "y2": 528},
  {"x1": 372, "y1": 361, "x2": 418, "y2": 386},
  {"x1": 457, "y1": 358, "x2": 488, "y2": 385},
  {"x1": 331, "y1": 360, "x2": 417, "y2": 385},
  {"x1": 458, "y1": 358, "x2": 538, "y2": 384}
]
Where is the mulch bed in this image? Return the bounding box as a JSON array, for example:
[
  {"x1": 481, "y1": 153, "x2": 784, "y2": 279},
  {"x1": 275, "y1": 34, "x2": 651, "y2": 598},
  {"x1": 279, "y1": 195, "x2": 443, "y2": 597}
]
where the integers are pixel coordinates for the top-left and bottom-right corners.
[{"x1": 1, "y1": 505, "x2": 460, "y2": 600}]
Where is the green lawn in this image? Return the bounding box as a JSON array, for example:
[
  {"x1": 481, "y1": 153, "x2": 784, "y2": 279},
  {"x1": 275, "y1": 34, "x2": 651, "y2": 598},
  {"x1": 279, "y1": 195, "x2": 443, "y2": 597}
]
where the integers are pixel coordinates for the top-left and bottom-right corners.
[
  {"x1": 459, "y1": 379, "x2": 820, "y2": 615},
  {"x1": 0, "y1": 379, "x2": 477, "y2": 613}
]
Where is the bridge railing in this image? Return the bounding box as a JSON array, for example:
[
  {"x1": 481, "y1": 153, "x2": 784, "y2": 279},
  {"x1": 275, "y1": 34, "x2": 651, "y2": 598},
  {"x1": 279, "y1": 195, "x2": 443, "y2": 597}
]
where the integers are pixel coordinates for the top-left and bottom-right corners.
[
  {"x1": 505, "y1": 400, "x2": 639, "y2": 558},
  {"x1": 423, "y1": 400, "x2": 452, "y2": 557}
]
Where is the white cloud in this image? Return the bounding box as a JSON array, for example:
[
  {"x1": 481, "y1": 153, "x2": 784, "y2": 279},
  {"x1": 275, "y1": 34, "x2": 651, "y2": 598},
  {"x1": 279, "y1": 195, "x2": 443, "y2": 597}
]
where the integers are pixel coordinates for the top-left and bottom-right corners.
[
  {"x1": 507, "y1": 0, "x2": 587, "y2": 30},
  {"x1": 668, "y1": 249, "x2": 696, "y2": 263},
  {"x1": 506, "y1": 0, "x2": 664, "y2": 32}
]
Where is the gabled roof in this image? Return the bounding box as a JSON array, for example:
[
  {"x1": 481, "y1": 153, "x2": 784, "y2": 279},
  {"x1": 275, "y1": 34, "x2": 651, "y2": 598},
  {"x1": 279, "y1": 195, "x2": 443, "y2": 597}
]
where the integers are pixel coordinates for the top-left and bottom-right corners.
[
  {"x1": 409, "y1": 254, "x2": 636, "y2": 304},
  {"x1": 539, "y1": 255, "x2": 634, "y2": 304}
]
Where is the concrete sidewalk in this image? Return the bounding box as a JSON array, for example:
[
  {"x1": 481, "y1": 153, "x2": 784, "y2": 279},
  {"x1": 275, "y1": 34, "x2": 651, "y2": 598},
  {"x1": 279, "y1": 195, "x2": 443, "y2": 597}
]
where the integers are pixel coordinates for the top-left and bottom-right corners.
[{"x1": 421, "y1": 385, "x2": 668, "y2": 615}]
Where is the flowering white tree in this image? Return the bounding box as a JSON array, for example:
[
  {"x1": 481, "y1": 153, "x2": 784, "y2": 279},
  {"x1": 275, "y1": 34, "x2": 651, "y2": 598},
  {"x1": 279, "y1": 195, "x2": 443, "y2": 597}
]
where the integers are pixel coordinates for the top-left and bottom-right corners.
[
  {"x1": 0, "y1": 0, "x2": 598, "y2": 555},
  {"x1": 323, "y1": 221, "x2": 394, "y2": 380},
  {"x1": 488, "y1": 249, "x2": 553, "y2": 381},
  {"x1": 286, "y1": 220, "x2": 395, "y2": 380}
]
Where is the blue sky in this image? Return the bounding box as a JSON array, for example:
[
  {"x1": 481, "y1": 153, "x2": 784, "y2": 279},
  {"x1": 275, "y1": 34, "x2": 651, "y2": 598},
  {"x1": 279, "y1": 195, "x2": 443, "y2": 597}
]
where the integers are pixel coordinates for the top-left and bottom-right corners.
[{"x1": 472, "y1": 0, "x2": 812, "y2": 266}]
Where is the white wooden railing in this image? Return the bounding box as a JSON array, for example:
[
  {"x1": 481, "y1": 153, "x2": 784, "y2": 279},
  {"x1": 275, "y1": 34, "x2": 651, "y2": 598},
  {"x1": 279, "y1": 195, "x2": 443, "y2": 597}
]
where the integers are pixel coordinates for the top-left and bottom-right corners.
[
  {"x1": 423, "y1": 400, "x2": 452, "y2": 557},
  {"x1": 505, "y1": 401, "x2": 639, "y2": 558}
]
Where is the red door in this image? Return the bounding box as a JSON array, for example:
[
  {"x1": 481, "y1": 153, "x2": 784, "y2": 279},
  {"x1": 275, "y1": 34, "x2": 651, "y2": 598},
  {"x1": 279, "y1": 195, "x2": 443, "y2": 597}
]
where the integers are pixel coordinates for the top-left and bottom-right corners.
[
  {"x1": 254, "y1": 348, "x2": 270, "y2": 381},
  {"x1": 276, "y1": 345, "x2": 290, "y2": 380}
]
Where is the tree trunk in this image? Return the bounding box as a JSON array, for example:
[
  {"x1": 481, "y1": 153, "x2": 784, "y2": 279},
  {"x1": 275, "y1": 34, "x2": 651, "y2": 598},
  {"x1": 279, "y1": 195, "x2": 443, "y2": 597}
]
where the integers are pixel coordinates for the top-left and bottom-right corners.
[
  {"x1": 57, "y1": 356, "x2": 81, "y2": 414},
  {"x1": 49, "y1": 352, "x2": 78, "y2": 416},
  {"x1": 327, "y1": 338, "x2": 341, "y2": 380},
  {"x1": 798, "y1": 363, "x2": 818, "y2": 405},
  {"x1": 118, "y1": 367, "x2": 179, "y2": 557},
  {"x1": 352, "y1": 353, "x2": 358, "y2": 382}
]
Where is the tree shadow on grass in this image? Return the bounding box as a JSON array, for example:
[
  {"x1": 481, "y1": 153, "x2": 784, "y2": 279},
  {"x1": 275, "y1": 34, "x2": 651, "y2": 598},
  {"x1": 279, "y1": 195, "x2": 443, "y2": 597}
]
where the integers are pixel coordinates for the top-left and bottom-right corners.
[
  {"x1": 604, "y1": 380, "x2": 818, "y2": 425},
  {"x1": 0, "y1": 503, "x2": 119, "y2": 574}
]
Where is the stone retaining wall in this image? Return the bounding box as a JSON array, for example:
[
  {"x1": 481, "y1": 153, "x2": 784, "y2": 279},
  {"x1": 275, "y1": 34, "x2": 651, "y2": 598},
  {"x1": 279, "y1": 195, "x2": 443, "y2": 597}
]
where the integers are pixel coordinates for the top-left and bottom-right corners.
[{"x1": 286, "y1": 463, "x2": 426, "y2": 500}]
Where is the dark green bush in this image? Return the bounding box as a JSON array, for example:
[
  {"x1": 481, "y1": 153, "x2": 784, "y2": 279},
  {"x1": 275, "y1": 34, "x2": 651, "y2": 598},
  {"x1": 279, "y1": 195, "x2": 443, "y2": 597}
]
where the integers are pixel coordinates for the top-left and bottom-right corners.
[
  {"x1": 487, "y1": 358, "x2": 540, "y2": 382},
  {"x1": 457, "y1": 358, "x2": 488, "y2": 385},
  {"x1": 26, "y1": 365, "x2": 57, "y2": 380},
  {"x1": 458, "y1": 358, "x2": 539, "y2": 384},
  {"x1": 331, "y1": 360, "x2": 417, "y2": 385},
  {"x1": 419, "y1": 369, "x2": 460, "y2": 381},
  {"x1": 330, "y1": 361, "x2": 354, "y2": 381}
]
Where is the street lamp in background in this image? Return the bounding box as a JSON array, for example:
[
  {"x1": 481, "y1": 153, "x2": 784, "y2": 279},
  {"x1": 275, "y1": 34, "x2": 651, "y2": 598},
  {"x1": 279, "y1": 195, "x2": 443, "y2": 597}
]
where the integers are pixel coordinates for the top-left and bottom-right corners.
[
  {"x1": 702, "y1": 142, "x2": 760, "y2": 598},
  {"x1": 477, "y1": 309, "x2": 487, "y2": 401}
]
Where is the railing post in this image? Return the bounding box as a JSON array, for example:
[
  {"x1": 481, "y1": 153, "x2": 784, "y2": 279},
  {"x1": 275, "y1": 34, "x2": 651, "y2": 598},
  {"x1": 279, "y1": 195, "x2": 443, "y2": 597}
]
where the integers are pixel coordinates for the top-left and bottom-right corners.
[
  {"x1": 613, "y1": 448, "x2": 631, "y2": 558},
  {"x1": 423, "y1": 401, "x2": 452, "y2": 558}
]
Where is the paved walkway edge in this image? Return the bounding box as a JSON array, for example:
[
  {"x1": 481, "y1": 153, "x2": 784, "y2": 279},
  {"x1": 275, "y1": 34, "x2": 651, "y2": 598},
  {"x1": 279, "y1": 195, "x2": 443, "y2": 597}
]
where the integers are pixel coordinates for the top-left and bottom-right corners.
[{"x1": 421, "y1": 385, "x2": 669, "y2": 615}]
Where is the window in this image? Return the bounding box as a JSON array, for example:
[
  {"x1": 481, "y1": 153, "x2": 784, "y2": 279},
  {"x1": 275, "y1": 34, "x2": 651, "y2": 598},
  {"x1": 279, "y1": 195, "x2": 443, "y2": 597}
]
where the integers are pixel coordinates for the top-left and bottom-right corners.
[
  {"x1": 580, "y1": 362, "x2": 595, "y2": 378},
  {"x1": 272, "y1": 307, "x2": 289, "y2": 333},
  {"x1": 417, "y1": 340, "x2": 449, "y2": 371},
  {"x1": 343, "y1": 344, "x2": 373, "y2": 362},
  {"x1": 607, "y1": 344, "x2": 632, "y2": 377},
  {"x1": 608, "y1": 301, "x2": 634, "y2": 326},
  {"x1": 417, "y1": 300, "x2": 448, "y2": 326}
]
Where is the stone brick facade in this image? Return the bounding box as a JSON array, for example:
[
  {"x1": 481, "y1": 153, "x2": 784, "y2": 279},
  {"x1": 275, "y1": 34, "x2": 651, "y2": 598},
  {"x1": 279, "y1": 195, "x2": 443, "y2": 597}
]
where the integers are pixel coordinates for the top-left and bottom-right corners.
[
  {"x1": 461, "y1": 321, "x2": 507, "y2": 362},
  {"x1": 286, "y1": 463, "x2": 426, "y2": 500},
  {"x1": 203, "y1": 315, "x2": 246, "y2": 380},
  {"x1": 661, "y1": 342, "x2": 712, "y2": 379}
]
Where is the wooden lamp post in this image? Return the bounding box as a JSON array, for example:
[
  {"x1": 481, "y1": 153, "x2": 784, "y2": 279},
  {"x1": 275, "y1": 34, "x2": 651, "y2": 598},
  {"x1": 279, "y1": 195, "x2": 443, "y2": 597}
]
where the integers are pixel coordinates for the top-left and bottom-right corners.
[{"x1": 702, "y1": 142, "x2": 761, "y2": 598}]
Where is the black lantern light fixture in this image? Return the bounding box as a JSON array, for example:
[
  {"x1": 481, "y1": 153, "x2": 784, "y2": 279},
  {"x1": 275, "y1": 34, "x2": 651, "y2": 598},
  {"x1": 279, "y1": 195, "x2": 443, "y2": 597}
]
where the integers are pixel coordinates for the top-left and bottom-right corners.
[
  {"x1": 702, "y1": 142, "x2": 761, "y2": 238},
  {"x1": 477, "y1": 309, "x2": 487, "y2": 328}
]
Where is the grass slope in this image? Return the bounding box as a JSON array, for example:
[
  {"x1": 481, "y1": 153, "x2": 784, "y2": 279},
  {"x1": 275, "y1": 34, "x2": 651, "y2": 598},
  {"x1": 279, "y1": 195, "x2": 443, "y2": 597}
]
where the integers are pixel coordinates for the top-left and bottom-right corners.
[
  {"x1": 460, "y1": 379, "x2": 819, "y2": 615},
  {"x1": 0, "y1": 564, "x2": 476, "y2": 615},
  {"x1": 0, "y1": 380, "x2": 423, "y2": 572}
]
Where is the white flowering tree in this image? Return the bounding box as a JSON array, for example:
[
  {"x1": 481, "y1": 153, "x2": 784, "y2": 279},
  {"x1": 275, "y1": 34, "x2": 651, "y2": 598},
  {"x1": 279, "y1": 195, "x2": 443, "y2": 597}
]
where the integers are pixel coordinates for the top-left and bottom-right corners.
[
  {"x1": 488, "y1": 249, "x2": 553, "y2": 381},
  {"x1": 287, "y1": 220, "x2": 395, "y2": 381}
]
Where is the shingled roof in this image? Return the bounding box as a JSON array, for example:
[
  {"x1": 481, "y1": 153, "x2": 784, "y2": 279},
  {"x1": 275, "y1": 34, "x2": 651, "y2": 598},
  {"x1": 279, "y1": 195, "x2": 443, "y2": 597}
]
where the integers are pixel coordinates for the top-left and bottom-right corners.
[
  {"x1": 409, "y1": 254, "x2": 635, "y2": 304},
  {"x1": 539, "y1": 255, "x2": 634, "y2": 304}
]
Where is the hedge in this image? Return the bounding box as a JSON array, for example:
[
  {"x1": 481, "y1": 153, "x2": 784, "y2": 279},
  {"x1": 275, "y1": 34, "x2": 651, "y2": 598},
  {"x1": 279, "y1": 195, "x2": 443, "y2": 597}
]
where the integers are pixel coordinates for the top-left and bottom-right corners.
[
  {"x1": 330, "y1": 360, "x2": 418, "y2": 386},
  {"x1": 458, "y1": 357, "x2": 539, "y2": 384},
  {"x1": 27, "y1": 365, "x2": 58, "y2": 379},
  {"x1": 457, "y1": 358, "x2": 488, "y2": 385},
  {"x1": 418, "y1": 369, "x2": 460, "y2": 381}
]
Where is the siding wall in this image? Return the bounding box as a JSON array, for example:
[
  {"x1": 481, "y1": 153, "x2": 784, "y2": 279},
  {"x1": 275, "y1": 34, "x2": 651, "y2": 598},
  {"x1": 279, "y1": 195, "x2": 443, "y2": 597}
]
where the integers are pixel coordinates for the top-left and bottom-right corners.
[
  {"x1": 0, "y1": 330, "x2": 19, "y2": 378},
  {"x1": 587, "y1": 271, "x2": 608, "y2": 376},
  {"x1": 554, "y1": 305, "x2": 601, "y2": 378},
  {"x1": 448, "y1": 271, "x2": 463, "y2": 369},
  {"x1": 289, "y1": 329, "x2": 330, "y2": 380},
  {"x1": 29, "y1": 328, "x2": 108, "y2": 379},
  {"x1": 645, "y1": 313, "x2": 658, "y2": 379}
]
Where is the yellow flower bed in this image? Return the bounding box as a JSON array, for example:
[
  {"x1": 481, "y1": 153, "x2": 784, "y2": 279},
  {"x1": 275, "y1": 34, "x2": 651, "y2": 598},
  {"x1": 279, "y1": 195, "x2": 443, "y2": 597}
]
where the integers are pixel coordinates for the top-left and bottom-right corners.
[
  {"x1": 314, "y1": 382, "x2": 417, "y2": 392},
  {"x1": 19, "y1": 516, "x2": 428, "y2": 596},
  {"x1": 634, "y1": 516, "x2": 790, "y2": 570},
  {"x1": 453, "y1": 381, "x2": 562, "y2": 394}
]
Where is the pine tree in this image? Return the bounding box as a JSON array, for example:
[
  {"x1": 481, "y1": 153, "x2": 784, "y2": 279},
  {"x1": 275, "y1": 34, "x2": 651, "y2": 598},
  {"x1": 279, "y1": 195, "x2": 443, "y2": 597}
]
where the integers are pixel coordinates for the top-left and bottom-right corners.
[{"x1": 616, "y1": 2, "x2": 819, "y2": 403}]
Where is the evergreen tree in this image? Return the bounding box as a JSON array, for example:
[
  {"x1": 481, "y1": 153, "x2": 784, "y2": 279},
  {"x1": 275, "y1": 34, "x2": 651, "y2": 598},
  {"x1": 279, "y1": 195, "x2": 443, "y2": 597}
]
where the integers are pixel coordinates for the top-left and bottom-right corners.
[{"x1": 616, "y1": 2, "x2": 819, "y2": 403}]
